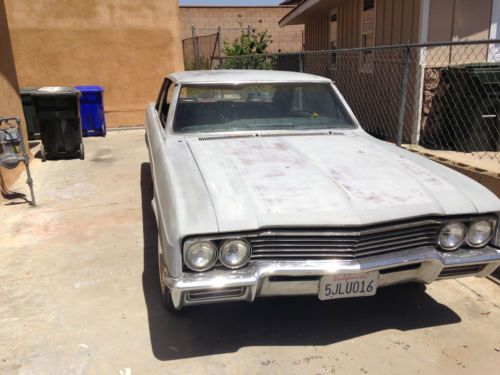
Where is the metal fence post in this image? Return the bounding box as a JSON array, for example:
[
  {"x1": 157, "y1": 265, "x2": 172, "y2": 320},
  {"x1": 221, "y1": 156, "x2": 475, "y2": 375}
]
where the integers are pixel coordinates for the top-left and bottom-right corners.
[
  {"x1": 217, "y1": 26, "x2": 222, "y2": 57},
  {"x1": 396, "y1": 46, "x2": 410, "y2": 146},
  {"x1": 192, "y1": 26, "x2": 200, "y2": 69},
  {"x1": 298, "y1": 52, "x2": 304, "y2": 72},
  {"x1": 411, "y1": 46, "x2": 426, "y2": 144}
]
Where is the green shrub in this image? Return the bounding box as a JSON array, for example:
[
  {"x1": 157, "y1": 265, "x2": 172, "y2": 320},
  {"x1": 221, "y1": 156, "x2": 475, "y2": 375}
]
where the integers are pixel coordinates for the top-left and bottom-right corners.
[{"x1": 221, "y1": 27, "x2": 275, "y2": 70}]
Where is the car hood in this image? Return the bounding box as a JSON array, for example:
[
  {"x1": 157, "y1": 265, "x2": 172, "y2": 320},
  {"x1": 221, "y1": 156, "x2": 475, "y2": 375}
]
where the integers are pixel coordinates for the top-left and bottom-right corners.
[{"x1": 187, "y1": 133, "x2": 499, "y2": 232}]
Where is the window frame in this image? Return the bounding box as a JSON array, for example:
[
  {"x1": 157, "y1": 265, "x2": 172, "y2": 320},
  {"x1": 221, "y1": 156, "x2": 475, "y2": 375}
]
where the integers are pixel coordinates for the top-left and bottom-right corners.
[
  {"x1": 328, "y1": 8, "x2": 339, "y2": 71},
  {"x1": 155, "y1": 79, "x2": 168, "y2": 111},
  {"x1": 170, "y1": 82, "x2": 358, "y2": 135},
  {"x1": 157, "y1": 79, "x2": 176, "y2": 128},
  {"x1": 359, "y1": 0, "x2": 376, "y2": 74}
]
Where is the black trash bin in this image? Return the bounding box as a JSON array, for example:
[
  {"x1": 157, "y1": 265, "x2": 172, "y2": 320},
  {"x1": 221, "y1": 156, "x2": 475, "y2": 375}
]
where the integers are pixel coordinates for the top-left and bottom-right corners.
[
  {"x1": 32, "y1": 87, "x2": 84, "y2": 161},
  {"x1": 440, "y1": 63, "x2": 500, "y2": 152},
  {"x1": 20, "y1": 87, "x2": 40, "y2": 140}
]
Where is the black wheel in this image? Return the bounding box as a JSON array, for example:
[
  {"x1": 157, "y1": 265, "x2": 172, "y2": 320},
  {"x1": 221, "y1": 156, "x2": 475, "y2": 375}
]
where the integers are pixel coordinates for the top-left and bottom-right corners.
[
  {"x1": 158, "y1": 237, "x2": 179, "y2": 313},
  {"x1": 79, "y1": 143, "x2": 85, "y2": 160},
  {"x1": 40, "y1": 144, "x2": 46, "y2": 162},
  {"x1": 101, "y1": 122, "x2": 107, "y2": 137}
]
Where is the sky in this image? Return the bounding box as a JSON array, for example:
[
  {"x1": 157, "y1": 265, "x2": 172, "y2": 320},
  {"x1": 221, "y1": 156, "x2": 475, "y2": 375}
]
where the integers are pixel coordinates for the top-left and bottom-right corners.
[{"x1": 180, "y1": 0, "x2": 283, "y2": 6}]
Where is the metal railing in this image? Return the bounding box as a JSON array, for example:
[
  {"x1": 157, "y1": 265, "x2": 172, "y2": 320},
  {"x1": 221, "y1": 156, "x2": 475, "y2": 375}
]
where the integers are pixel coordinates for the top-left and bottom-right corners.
[{"x1": 213, "y1": 40, "x2": 500, "y2": 162}]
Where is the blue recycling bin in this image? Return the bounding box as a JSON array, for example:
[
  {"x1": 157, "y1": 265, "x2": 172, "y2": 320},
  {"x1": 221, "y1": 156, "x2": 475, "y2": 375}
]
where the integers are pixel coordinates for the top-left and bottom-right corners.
[{"x1": 75, "y1": 85, "x2": 106, "y2": 137}]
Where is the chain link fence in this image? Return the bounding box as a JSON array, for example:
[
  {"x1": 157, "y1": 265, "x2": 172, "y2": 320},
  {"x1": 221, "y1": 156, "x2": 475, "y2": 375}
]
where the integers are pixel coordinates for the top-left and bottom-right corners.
[
  {"x1": 182, "y1": 30, "x2": 221, "y2": 70},
  {"x1": 182, "y1": 26, "x2": 252, "y2": 70},
  {"x1": 214, "y1": 40, "x2": 500, "y2": 162}
]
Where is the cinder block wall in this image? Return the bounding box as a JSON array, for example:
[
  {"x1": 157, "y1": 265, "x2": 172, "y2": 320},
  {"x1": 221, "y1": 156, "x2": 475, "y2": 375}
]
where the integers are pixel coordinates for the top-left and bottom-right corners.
[
  {"x1": 5, "y1": 0, "x2": 185, "y2": 127},
  {"x1": 0, "y1": 0, "x2": 28, "y2": 191},
  {"x1": 180, "y1": 6, "x2": 303, "y2": 53}
]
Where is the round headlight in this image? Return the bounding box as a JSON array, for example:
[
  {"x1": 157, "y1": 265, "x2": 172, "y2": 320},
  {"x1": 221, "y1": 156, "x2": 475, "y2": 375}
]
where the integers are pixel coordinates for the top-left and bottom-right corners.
[
  {"x1": 467, "y1": 220, "x2": 493, "y2": 247},
  {"x1": 184, "y1": 241, "x2": 217, "y2": 272},
  {"x1": 438, "y1": 222, "x2": 466, "y2": 251},
  {"x1": 219, "y1": 239, "x2": 252, "y2": 269}
]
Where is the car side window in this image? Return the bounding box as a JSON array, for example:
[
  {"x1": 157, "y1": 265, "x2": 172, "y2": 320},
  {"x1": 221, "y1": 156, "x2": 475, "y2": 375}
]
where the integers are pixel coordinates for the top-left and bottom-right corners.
[{"x1": 157, "y1": 79, "x2": 175, "y2": 128}]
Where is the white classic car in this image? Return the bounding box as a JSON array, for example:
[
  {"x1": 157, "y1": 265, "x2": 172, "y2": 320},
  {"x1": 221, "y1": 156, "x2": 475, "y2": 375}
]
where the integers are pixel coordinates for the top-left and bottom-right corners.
[{"x1": 145, "y1": 70, "x2": 500, "y2": 311}]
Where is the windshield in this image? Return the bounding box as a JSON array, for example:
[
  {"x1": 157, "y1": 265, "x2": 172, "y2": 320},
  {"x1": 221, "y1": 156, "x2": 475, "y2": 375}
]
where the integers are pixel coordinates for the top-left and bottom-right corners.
[{"x1": 173, "y1": 82, "x2": 356, "y2": 133}]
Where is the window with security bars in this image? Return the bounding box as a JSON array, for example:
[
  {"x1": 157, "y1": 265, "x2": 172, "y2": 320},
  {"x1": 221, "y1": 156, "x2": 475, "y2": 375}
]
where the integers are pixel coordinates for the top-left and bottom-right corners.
[
  {"x1": 329, "y1": 9, "x2": 338, "y2": 69},
  {"x1": 360, "y1": 0, "x2": 376, "y2": 73}
]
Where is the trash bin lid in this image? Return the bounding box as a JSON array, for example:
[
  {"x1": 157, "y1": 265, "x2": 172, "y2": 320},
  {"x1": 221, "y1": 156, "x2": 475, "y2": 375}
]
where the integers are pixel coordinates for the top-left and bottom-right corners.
[
  {"x1": 448, "y1": 63, "x2": 500, "y2": 85},
  {"x1": 32, "y1": 86, "x2": 80, "y2": 96},
  {"x1": 19, "y1": 87, "x2": 40, "y2": 95},
  {"x1": 75, "y1": 85, "x2": 103, "y2": 93}
]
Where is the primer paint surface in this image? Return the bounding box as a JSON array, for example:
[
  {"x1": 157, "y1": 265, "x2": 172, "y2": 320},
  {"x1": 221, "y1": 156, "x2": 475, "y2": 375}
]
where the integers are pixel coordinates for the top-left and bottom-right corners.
[{"x1": 188, "y1": 134, "x2": 478, "y2": 231}]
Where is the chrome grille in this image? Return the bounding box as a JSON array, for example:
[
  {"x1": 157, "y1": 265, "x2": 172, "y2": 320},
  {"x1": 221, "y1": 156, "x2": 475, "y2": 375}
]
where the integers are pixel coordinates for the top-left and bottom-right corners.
[{"x1": 247, "y1": 220, "x2": 442, "y2": 261}]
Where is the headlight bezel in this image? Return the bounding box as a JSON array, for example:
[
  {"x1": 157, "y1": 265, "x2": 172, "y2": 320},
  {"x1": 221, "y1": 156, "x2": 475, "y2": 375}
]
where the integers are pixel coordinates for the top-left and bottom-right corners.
[
  {"x1": 492, "y1": 214, "x2": 500, "y2": 247},
  {"x1": 437, "y1": 221, "x2": 467, "y2": 251},
  {"x1": 219, "y1": 239, "x2": 252, "y2": 269},
  {"x1": 466, "y1": 219, "x2": 495, "y2": 248},
  {"x1": 182, "y1": 237, "x2": 253, "y2": 272},
  {"x1": 436, "y1": 216, "x2": 497, "y2": 251},
  {"x1": 183, "y1": 239, "x2": 218, "y2": 272}
]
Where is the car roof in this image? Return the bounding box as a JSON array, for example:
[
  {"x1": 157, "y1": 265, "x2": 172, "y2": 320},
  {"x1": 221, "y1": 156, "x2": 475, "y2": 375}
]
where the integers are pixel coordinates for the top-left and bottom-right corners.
[{"x1": 167, "y1": 70, "x2": 332, "y2": 84}]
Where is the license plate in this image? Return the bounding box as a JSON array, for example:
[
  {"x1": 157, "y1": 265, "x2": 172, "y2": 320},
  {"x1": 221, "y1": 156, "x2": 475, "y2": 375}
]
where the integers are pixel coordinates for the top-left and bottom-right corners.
[{"x1": 318, "y1": 272, "x2": 379, "y2": 300}]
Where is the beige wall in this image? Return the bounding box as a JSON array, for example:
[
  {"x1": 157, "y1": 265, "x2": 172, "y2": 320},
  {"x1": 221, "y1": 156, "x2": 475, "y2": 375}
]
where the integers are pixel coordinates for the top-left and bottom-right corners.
[
  {"x1": 5, "y1": 0, "x2": 184, "y2": 127},
  {"x1": 428, "y1": 0, "x2": 492, "y2": 42},
  {"x1": 427, "y1": 0, "x2": 492, "y2": 66},
  {"x1": 0, "y1": 0, "x2": 28, "y2": 191},
  {"x1": 374, "y1": 0, "x2": 421, "y2": 45},
  {"x1": 304, "y1": 0, "x2": 421, "y2": 51},
  {"x1": 181, "y1": 6, "x2": 304, "y2": 53},
  {"x1": 304, "y1": 12, "x2": 329, "y2": 51}
]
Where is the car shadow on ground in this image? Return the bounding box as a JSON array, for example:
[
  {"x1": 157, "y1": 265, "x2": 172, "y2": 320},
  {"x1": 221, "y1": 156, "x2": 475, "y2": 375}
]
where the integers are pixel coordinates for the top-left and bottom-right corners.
[{"x1": 140, "y1": 162, "x2": 461, "y2": 361}]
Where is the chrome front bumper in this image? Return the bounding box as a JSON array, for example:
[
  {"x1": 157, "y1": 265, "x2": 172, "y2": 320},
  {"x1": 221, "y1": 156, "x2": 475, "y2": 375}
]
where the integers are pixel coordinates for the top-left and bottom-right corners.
[{"x1": 163, "y1": 246, "x2": 500, "y2": 309}]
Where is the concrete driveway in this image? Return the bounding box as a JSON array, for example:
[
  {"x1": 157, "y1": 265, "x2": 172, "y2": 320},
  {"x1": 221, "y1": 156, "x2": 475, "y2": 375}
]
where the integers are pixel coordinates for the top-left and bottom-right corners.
[{"x1": 1, "y1": 129, "x2": 499, "y2": 374}]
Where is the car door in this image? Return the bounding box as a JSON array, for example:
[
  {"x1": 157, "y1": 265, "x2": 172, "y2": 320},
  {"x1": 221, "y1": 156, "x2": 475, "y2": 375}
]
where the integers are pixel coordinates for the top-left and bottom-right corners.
[
  {"x1": 146, "y1": 79, "x2": 177, "y2": 270},
  {"x1": 147, "y1": 77, "x2": 176, "y2": 182}
]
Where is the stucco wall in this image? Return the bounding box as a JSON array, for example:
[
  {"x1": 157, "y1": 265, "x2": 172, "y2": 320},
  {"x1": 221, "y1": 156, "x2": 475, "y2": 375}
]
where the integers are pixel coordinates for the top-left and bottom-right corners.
[
  {"x1": 181, "y1": 6, "x2": 304, "y2": 53},
  {"x1": 5, "y1": 0, "x2": 184, "y2": 127},
  {"x1": 0, "y1": 0, "x2": 28, "y2": 191}
]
